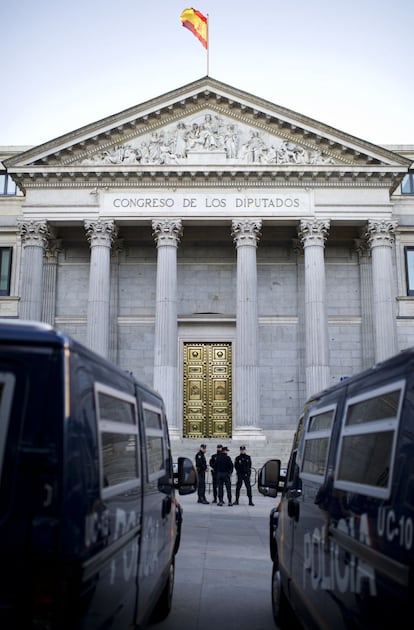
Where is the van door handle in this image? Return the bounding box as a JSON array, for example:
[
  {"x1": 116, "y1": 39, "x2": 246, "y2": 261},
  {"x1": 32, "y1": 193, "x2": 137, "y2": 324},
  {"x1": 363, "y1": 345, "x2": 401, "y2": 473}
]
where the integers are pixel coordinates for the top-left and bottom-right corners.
[
  {"x1": 162, "y1": 496, "x2": 172, "y2": 519},
  {"x1": 287, "y1": 497, "x2": 300, "y2": 521}
]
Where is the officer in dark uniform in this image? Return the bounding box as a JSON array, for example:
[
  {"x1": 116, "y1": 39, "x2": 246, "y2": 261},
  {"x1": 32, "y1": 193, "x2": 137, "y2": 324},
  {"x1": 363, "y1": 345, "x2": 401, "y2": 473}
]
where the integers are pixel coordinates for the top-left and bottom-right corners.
[
  {"x1": 209, "y1": 444, "x2": 222, "y2": 503},
  {"x1": 234, "y1": 445, "x2": 254, "y2": 506},
  {"x1": 195, "y1": 444, "x2": 209, "y2": 504},
  {"x1": 215, "y1": 446, "x2": 234, "y2": 506}
]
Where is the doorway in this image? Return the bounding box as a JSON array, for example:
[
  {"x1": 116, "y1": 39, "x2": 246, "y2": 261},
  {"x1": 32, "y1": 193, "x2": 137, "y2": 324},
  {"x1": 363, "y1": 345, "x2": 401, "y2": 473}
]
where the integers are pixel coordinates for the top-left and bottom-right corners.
[{"x1": 183, "y1": 342, "x2": 232, "y2": 439}]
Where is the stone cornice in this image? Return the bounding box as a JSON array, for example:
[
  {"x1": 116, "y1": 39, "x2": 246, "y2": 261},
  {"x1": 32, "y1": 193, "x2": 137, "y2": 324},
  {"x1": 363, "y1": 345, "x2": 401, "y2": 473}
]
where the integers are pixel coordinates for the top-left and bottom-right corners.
[{"x1": 11, "y1": 165, "x2": 404, "y2": 193}]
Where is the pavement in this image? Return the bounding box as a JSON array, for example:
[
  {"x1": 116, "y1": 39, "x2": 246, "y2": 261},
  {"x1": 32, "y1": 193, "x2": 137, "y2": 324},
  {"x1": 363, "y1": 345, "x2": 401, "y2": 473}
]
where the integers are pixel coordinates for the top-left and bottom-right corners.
[{"x1": 152, "y1": 489, "x2": 280, "y2": 630}]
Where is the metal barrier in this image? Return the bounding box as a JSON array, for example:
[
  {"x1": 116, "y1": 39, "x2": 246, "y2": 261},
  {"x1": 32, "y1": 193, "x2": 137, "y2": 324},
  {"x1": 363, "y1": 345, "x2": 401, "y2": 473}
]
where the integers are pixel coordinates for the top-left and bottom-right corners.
[{"x1": 205, "y1": 467, "x2": 258, "y2": 495}]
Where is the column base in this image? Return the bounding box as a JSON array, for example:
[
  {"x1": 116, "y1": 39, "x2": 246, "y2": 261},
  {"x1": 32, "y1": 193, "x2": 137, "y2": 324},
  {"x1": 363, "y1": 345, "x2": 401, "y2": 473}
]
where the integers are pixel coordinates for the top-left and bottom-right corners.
[
  {"x1": 168, "y1": 427, "x2": 182, "y2": 441},
  {"x1": 232, "y1": 426, "x2": 266, "y2": 442}
]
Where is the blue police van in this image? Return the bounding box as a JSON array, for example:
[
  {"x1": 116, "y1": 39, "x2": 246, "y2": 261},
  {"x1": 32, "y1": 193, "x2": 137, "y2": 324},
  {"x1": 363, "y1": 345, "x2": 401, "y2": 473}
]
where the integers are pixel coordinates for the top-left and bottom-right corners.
[
  {"x1": 259, "y1": 348, "x2": 414, "y2": 629},
  {"x1": 0, "y1": 320, "x2": 196, "y2": 629}
]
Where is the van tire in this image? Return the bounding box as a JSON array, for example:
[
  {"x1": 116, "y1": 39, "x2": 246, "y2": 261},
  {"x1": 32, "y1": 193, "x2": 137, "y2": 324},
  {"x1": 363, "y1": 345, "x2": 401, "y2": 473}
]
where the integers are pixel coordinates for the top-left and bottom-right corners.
[
  {"x1": 271, "y1": 563, "x2": 289, "y2": 627},
  {"x1": 150, "y1": 559, "x2": 175, "y2": 623}
]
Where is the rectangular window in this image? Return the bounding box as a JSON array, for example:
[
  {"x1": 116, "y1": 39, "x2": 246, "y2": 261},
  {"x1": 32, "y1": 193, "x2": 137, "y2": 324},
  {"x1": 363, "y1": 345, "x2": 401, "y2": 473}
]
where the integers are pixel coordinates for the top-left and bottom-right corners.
[
  {"x1": 0, "y1": 171, "x2": 19, "y2": 196},
  {"x1": 405, "y1": 247, "x2": 414, "y2": 296},
  {"x1": 101, "y1": 432, "x2": 138, "y2": 487},
  {"x1": 335, "y1": 381, "x2": 404, "y2": 499},
  {"x1": 95, "y1": 383, "x2": 140, "y2": 497},
  {"x1": 144, "y1": 407, "x2": 162, "y2": 430},
  {"x1": 143, "y1": 403, "x2": 166, "y2": 482},
  {"x1": 301, "y1": 407, "x2": 335, "y2": 479},
  {"x1": 98, "y1": 390, "x2": 136, "y2": 425},
  {"x1": 0, "y1": 248, "x2": 12, "y2": 296},
  {"x1": 401, "y1": 173, "x2": 414, "y2": 195},
  {"x1": 146, "y1": 436, "x2": 164, "y2": 477}
]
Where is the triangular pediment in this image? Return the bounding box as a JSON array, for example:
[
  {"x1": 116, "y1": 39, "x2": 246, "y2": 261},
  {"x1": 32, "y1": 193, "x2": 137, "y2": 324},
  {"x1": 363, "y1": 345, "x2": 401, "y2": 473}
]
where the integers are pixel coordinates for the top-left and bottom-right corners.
[
  {"x1": 70, "y1": 108, "x2": 342, "y2": 168},
  {"x1": 5, "y1": 77, "x2": 410, "y2": 188}
]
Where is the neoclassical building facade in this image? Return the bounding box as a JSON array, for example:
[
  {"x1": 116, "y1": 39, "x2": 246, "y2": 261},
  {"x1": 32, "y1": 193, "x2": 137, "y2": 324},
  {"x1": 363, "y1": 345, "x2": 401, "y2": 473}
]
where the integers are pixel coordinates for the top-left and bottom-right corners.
[{"x1": 1, "y1": 77, "x2": 414, "y2": 464}]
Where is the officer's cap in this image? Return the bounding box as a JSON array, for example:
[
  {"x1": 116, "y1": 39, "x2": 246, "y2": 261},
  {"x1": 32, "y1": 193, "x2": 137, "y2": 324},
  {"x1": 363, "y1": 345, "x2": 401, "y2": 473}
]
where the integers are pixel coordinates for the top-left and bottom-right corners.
[
  {"x1": 200, "y1": 444, "x2": 207, "y2": 449},
  {"x1": 240, "y1": 445, "x2": 246, "y2": 450},
  {"x1": 217, "y1": 444, "x2": 223, "y2": 449}
]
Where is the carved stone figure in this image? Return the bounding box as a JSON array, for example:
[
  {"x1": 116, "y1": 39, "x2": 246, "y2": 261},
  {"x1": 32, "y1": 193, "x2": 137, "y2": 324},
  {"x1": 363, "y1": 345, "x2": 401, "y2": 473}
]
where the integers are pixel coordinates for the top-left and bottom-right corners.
[{"x1": 80, "y1": 112, "x2": 340, "y2": 167}]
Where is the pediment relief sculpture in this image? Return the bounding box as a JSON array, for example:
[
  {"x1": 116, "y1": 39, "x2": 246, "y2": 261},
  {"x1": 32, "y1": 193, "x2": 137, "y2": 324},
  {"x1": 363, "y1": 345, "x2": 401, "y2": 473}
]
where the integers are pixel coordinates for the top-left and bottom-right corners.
[{"x1": 79, "y1": 111, "x2": 339, "y2": 167}]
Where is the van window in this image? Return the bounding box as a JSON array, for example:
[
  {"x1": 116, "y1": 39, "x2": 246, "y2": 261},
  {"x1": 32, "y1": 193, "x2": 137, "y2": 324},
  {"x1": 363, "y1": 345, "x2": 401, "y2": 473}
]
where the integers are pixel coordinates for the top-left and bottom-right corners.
[
  {"x1": 95, "y1": 383, "x2": 140, "y2": 497},
  {"x1": 301, "y1": 407, "x2": 335, "y2": 478},
  {"x1": 0, "y1": 373, "x2": 15, "y2": 476},
  {"x1": 98, "y1": 390, "x2": 136, "y2": 424},
  {"x1": 143, "y1": 403, "x2": 166, "y2": 481},
  {"x1": 335, "y1": 381, "x2": 404, "y2": 499}
]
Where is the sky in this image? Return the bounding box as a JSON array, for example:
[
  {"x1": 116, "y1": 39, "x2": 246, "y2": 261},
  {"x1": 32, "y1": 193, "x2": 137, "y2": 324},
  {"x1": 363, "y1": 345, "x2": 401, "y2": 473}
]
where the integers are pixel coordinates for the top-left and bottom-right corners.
[{"x1": 2, "y1": 0, "x2": 413, "y2": 148}]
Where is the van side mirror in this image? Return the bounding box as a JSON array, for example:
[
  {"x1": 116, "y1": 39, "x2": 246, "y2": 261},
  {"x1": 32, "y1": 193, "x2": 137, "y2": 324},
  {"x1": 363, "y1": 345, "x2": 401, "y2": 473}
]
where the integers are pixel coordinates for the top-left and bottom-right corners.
[
  {"x1": 258, "y1": 459, "x2": 283, "y2": 498},
  {"x1": 176, "y1": 457, "x2": 197, "y2": 495}
]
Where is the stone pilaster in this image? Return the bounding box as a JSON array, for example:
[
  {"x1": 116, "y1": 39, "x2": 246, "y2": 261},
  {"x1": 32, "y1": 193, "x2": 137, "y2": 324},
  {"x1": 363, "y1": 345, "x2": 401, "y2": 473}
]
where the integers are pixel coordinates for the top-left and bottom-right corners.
[
  {"x1": 109, "y1": 238, "x2": 123, "y2": 365},
  {"x1": 231, "y1": 219, "x2": 265, "y2": 441},
  {"x1": 17, "y1": 219, "x2": 50, "y2": 322},
  {"x1": 85, "y1": 219, "x2": 118, "y2": 358},
  {"x1": 354, "y1": 236, "x2": 375, "y2": 369},
  {"x1": 42, "y1": 235, "x2": 62, "y2": 326},
  {"x1": 152, "y1": 218, "x2": 183, "y2": 435},
  {"x1": 298, "y1": 218, "x2": 330, "y2": 398},
  {"x1": 364, "y1": 219, "x2": 398, "y2": 362},
  {"x1": 292, "y1": 238, "x2": 307, "y2": 404}
]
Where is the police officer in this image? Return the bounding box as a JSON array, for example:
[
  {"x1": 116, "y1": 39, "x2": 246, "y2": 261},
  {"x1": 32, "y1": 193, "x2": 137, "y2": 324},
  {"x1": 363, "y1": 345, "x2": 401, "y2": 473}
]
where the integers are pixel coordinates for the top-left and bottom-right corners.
[
  {"x1": 216, "y1": 446, "x2": 234, "y2": 506},
  {"x1": 195, "y1": 444, "x2": 209, "y2": 504},
  {"x1": 234, "y1": 446, "x2": 254, "y2": 506},
  {"x1": 209, "y1": 444, "x2": 222, "y2": 503}
]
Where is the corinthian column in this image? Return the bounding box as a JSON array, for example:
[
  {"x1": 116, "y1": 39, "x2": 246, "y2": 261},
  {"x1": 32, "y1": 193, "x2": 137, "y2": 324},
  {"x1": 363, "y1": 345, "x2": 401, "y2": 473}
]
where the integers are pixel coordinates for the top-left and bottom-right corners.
[
  {"x1": 152, "y1": 218, "x2": 183, "y2": 434},
  {"x1": 354, "y1": 236, "x2": 374, "y2": 369},
  {"x1": 364, "y1": 219, "x2": 398, "y2": 362},
  {"x1": 298, "y1": 218, "x2": 330, "y2": 397},
  {"x1": 85, "y1": 219, "x2": 118, "y2": 358},
  {"x1": 231, "y1": 219, "x2": 264, "y2": 441},
  {"x1": 17, "y1": 219, "x2": 50, "y2": 321},
  {"x1": 42, "y1": 236, "x2": 62, "y2": 326}
]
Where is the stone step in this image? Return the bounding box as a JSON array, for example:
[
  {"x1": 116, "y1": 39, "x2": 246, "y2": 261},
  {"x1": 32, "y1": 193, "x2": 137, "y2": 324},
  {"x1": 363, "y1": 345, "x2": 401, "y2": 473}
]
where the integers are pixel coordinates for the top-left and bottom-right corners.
[{"x1": 169, "y1": 431, "x2": 295, "y2": 476}]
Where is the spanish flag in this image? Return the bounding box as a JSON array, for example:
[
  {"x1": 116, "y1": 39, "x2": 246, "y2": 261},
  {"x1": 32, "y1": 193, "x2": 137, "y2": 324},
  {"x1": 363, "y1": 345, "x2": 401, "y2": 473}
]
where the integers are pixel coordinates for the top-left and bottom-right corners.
[{"x1": 180, "y1": 8, "x2": 208, "y2": 49}]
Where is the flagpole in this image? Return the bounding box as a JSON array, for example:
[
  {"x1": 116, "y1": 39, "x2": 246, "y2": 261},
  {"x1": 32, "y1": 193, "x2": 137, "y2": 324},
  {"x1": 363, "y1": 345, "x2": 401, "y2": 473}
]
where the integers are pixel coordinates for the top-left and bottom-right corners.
[{"x1": 206, "y1": 13, "x2": 209, "y2": 76}]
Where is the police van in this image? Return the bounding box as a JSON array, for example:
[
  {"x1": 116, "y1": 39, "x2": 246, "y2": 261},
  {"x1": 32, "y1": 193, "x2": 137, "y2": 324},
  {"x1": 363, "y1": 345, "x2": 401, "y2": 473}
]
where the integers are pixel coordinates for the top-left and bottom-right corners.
[
  {"x1": 259, "y1": 348, "x2": 414, "y2": 629},
  {"x1": 0, "y1": 320, "x2": 196, "y2": 629}
]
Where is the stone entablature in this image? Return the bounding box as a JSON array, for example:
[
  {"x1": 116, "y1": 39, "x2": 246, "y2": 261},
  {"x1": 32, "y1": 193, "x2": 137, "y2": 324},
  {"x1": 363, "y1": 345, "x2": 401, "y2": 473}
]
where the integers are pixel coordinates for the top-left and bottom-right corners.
[{"x1": 13, "y1": 186, "x2": 397, "y2": 225}]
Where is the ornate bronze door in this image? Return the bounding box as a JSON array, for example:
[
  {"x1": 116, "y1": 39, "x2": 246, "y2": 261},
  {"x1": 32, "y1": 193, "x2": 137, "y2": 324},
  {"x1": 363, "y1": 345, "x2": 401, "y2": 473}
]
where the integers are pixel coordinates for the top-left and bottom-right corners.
[{"x1": 183, "y1": 342, "x2": 232, "y2": 439}]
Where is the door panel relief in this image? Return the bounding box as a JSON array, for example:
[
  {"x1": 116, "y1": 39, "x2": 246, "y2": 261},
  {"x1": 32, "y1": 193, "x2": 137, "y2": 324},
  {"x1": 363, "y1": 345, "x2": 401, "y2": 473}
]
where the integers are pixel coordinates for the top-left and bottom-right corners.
[{"x1": 183, "y1": 343, "x2": 232, "y2": 439}]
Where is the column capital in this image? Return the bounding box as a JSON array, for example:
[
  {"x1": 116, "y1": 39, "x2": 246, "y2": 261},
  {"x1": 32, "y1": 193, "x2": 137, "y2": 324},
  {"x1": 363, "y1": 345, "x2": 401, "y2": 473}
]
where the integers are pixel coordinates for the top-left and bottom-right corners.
[
  {"x1": 85, "y1": 219, "x2": 118, "y2": 247},
  {"x1": 152, "y1": 218, "x2": 183, "y2": 247},
  {"x1": 364, "y1": 219, "x2": 398, "y2": 248},
  {"x1": 17, "y1": 219, "x2": 50, "y2": 247},
  {"x1": 354, "y1": 235, "x2": 371, "y2": 260},
  {"x1": 291, "y1": 237, "x2": 303, "y2": 257},
  {"x1": 298, "y1": 218, "x2": 330, "y2": 248},
  {"x1": 45, "y1": 237, "x2": 63, "y2": 263},
  {"x1": 231, "y1": 219, "x2": 262, "y2": 247},
  {"x1": 110, "y1": 238, "x2": 124, "y2": 259}
]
